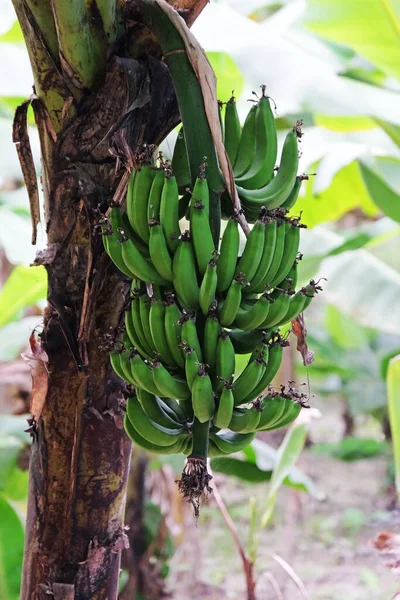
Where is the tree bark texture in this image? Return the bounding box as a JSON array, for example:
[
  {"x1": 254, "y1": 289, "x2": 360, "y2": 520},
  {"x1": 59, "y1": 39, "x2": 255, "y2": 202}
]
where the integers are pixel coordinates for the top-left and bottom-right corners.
[{"x1": 14, "y1": 2, "x2": 208, "y2": 598}]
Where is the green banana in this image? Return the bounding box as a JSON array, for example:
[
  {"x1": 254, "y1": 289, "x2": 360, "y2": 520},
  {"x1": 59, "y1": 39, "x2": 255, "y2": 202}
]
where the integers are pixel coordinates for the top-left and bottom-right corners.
[
  {"x1": 246, "y1": 217, "x2": 277, "y2": 293},
  {"x1": 130, "y1": 350, "x2": 162, "y2": 395},
  {"x1": 255, "y1": 395, "x2": 286, "y2": 430},
  {"x1": 148, "y1": 298, "x2": 177, "y2": 367},
  {"x1": 217, "y1": 215, "x2": 240, "y2": 293},
  {"x1": 203, "y1": 309, "x2": 221, "y2": 377},
  {"x1": 233, "y1": 293, "x2": 271, "y2": 331},
  {"x1": 160, "y1": 173, "x2": 181, "y2": 254},
  {"x1": 102, "y1": 209, "x2": 135, "y2": 278},
  {"x1": 192, "y1": 364, "x2": 215, "y2": 423},
  {"x1": 228, "y1": 329, "x2": 265, "y2": 354},
  {"x1": 183, "y1": 345, "x2": 200, "y2": 390},
  {"x1": 128, "y1": 164, "x2": 155, "y2": 243},
  {"x1": 190, "y1": 170, "x2": 210, "y2": 220},
  {"x1": 218, "y1": 275, "x2": 246, "y2": 327},
  {"x1": 232, "y1": 350, "x2": 267, "y2": 406},
  {"x1": 126, "y1": 396, "x2": 185, "y2": 446},
  {"x1": 124, "y1": 414, "x2": 185, "y2": 455},
  {"x1": 172, "y1": 127, "x2": 191, "y2": 193},
  {"x1": 260, "y1": 398, "x2": 301, "y2": 431},
  {"x1": 139, "y1": 293, "x2": 157, "y2": 355},
  {"x1": 136, "y1": 388, "x2": 185, "y2": 430},
  {"x1": 172, "y1": 231, "x2": 200, "y2": 311},
  {"x1": 280, "y1": 174, "x2": 307, "y2": 211},
  {"x1": 252, "y1": 219, "x2": 286, "y2": 292},
  {"x1": 110, "y1": 351, "x2": 127, "y2": 382},
  {"x1": 224, "y1": 94, "x2": 241, "y2": 166},
  {"x1": 233, "y1": 103, "x2": 257, "y2": 177},
  {"x1": 210, "y1": 430, "x2": 255, "y2": 454},
  {"x1": 237, "y1": 123, "x2": 301, "y2": 214},
  {"x1": 190, "y1": 198, "x2": 215, "y2": 275},
  {"x1": 242, "y1": 340, "x2": 284, "y2": 402},
  {"x1": 152, "y1": 360, "x2": 191, "y2": 400},
  {"x1": 234, "y1": 218, "x2": 265, "y2": 283},
  {"x1": 199, "y1": 256, "x2": 217, "y2": 315},
  {"x1": 215, "y1": 330, "x2": 236, "y2": 393},
  {"x1": 275, "y1": 279, "x2": 323, "y2": 327},
  {"x1": 214, "y1": 383, "x2": 234, "y2": 429},
  {"x1": 228, "y1": 405, "x2": 258, "y2": 433},
  {"x1": 149, "y1": 220, "x2": 174, "y2": 282},
  {"x1": 131, "y1": 293, "x2": 155, "y2": 358},
  {"x1": 121, "y1": 235, "x2": 168, "y2": 285},
  {"x1": 147, "y1": 168, "x2": 165, "y2": 222},
  {"x1": 164, "y1": 294, "x2": 185, "y2": 368},
  {"x1": 235, "y1": 87, "x2": 277, "y2": 189},
  {"x1": 269, "y1": 221, "x2": 301, "y2": 288},
  {"x1": 125, "y1": 309, "x2": 152, "y2": 360},
  {"x1": 180, "y1": 315, "x2": 202, "y2": 360},
  {"x1": 260, "y1": 291, "x2": 291, "y2": 329}
]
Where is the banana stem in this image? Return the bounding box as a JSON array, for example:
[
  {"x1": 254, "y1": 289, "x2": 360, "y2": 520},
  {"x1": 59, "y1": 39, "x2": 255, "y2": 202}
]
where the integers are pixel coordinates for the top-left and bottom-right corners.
[
  {"x1": 94, "y1": 0, "x2": 124, "y2": 44},
  {"x1": 177, "y1": 418, "x2": 212, "y2": 519},
  {"x1": 139, "y1": 0, "x2": 223, "y2": 244},
  {"x1": 189, "y1": 417, "x2": 210, "y2": 459},
  {"x1": 51, "y1": 0, "x2": 107, "y2": 90}
]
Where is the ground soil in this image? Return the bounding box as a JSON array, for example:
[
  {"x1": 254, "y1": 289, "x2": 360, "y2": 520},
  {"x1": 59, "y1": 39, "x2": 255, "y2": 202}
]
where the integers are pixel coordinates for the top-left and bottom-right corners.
[{"x1": 167, "y1": 399, "x2": 400, "y2": 600}]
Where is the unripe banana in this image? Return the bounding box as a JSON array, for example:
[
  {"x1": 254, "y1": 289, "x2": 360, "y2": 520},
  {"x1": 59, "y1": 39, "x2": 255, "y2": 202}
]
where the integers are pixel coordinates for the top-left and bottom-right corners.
[
  {"x1": 203, "y1": 309, "x2": 221, "y2": 378},
  {"x1": 218, "y1": 274, "x2": 247, "y2": 327},
  {"x1": 127, "y1": 165, "x2": 155, "y2": 243},
  {"x1": 180, "y1": 315, "x2": 202, "y2": 360},
  {"x1": 160, "y1": 173, "x2": 181, "y2": 254},
  {"x1": 217, "y1": 215, "x2": 240, "y2": 293},
  {"x1": 149, "y1": 220, "x2": 174, "y2": 282},
  {"x1": 172, "y1": 126, "x2": 191, "y2": 193},
  {"x1": 152, "y1": 360, "x2": 191, "y2": 401},
  {"x1": 224, "y1": 94, "x2": 241, "y2": 166},
  {"x1": 242, "y1": 340, "x2": 284, "y2": 402},
  {"x1": 192, "y1": 363, "x2": 215, "y2": 423},
  {"x1": 148, "y1": 298, "x2": 177, "y2": 367},
  {"x1": 247, "y1": 217, "x2": 277, "y2": 293},
  {"x1": 124, "y1": 414, "x2": 185, "y2": 455},
  {"x1": 210, "y1": 430, "x2": 255, "y2": 454},
  {"x1": 233, "y1": 103, "x2": 257, "y2": 177},
  {"x1": 183, "y1": 345, "x2": 200, "y2": 390},
  {"x1": 269, "y1": 221, "x2": 301, "y2": 288},
  {"x1": 172, "y1": 231, "x2": 200, "y2": 311},
  {"x1": 136, "y1": 388, "x2": 184, "y2": 430},
  {"x1": 214, "y1": 383, "x2": 234, "y2": 429},
  {"x1": 255, "y1": 395, "x2": 286, "y2": 430},
  {"x1": 234, "y1": 218, "x2": 265, "y2": 283},
  {"x1": 199, "y1": 256, "x2": 218, "y2": 315},
  {"x1": 164, "y1": 294, "x2": 185, "y2": 368},
  {"x1": 190, "y1": 198, "x2": 215, "y2": 275},
  {"x1": 233, "y1": 349, "x2": 267, "y2": 406},
  {"x1": 126, "y1": 396, "x2": 185, "y2": 446},
  {"x1": 235, "y1": 87, "x2": 277, "y2": 189},
  {"x1": 215, "y1": 330, "x2": 235, "y2": 393}
]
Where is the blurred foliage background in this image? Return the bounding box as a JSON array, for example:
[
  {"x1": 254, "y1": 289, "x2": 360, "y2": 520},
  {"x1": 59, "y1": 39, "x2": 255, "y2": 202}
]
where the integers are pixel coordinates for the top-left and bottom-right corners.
[{"x1": 1, "y1": 1, "x2": 400, "y2": 599}]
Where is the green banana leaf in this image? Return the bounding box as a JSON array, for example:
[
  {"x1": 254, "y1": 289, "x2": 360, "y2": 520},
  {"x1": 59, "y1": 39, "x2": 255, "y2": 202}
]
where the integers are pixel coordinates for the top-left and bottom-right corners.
[
  {"x1": 360, "y1": 158, "x2": 400, "y2": 224},
  {"x1": 0, "y1": 265, "x2": 47, "y2": 327},
  {"x1": 374, "y1": 118, "x2": 400, "y2": 148},
  {"x1": 260, "y1": 422, "x2": 308, "y2": 527},
  {"x1": 387, "y1": 355, "x2": 400, "y2": 499},
  {"x1": 0, "y1": 494, "x2": 24, "y2": 600},
  {"x1": 304, "y1": 0, "x2": 400, "y2": 82}
]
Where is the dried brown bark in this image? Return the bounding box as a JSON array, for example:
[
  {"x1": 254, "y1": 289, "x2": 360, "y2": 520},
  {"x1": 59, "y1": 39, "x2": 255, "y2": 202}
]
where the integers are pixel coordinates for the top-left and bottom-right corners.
[{"x1": 15, "y1": 2, "x2": 209, "y2": 599}]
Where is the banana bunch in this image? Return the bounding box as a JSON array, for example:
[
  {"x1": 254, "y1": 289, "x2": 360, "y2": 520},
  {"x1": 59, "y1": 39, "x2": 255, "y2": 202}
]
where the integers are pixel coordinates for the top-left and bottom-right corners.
[
  {"x1": 102, "y1": 147, "x2": 322, "y2": 462},
  {"x1": 173, "y1": 87, "x2": 309, "y2": 224}
]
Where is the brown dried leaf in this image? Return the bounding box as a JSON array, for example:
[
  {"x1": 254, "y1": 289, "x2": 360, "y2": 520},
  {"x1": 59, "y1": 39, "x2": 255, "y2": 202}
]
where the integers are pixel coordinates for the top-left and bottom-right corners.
[
  {"x1": 21, "y1": 331, "x2": 49, "y2": 420},
  {"x1": 292, "y1": 314, "x2": 314, "y2": 366},
  {"x1": 12, "y1": 99, "x2": 40, "y2": 245},
  {"x1": 156, "y1": 0, "x2": 250, "y2": 235}
]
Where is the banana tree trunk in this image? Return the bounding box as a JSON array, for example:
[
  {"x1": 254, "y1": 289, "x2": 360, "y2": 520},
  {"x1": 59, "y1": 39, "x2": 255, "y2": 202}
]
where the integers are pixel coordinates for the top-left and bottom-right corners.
[{"x1": 12, "y1": 2, "x2": 208, "y2": 598}]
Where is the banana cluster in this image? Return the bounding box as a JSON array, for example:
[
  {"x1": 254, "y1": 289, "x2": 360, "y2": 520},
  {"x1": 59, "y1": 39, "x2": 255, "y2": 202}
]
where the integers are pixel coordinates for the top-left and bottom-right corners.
[
  {"x1": 102, "y1": 98, "x2": 322, "y2": 459},
  {"x1": 174, "y1": 87, "x2": 308, "y2": 224}
]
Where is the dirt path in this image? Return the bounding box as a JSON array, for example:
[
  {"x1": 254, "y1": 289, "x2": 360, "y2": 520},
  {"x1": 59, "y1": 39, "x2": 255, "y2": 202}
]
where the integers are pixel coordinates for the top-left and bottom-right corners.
[{"x1": 168, "y1": 406, "x2": 399, "y2": 599}]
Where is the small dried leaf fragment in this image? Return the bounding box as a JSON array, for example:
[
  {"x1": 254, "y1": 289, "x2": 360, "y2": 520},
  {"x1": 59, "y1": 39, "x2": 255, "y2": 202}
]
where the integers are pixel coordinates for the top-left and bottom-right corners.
[
  {"x1": 292, "y1": 313, "x2": 314, "y2": 366},
  {"x1": 22, "y1": 331, "x2": 49, "y2": 421}
]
